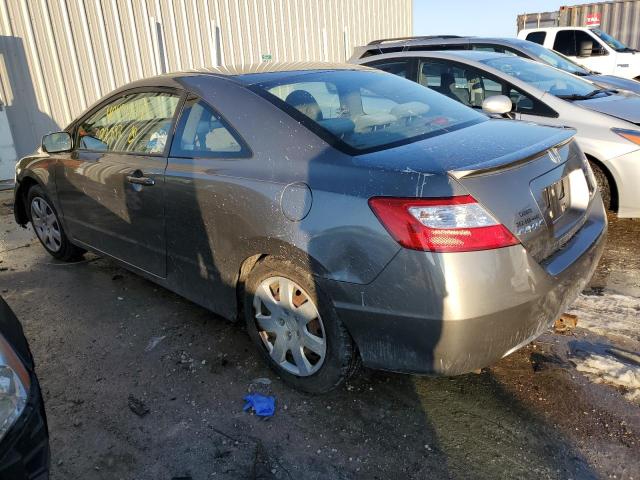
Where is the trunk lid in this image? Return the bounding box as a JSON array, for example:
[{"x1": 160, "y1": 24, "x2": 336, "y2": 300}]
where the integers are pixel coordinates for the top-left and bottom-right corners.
[
  {"x1": 450, "y1": 135, "x2": 596, "y2": 263},
  {"x1": 358, "y1": 119, "x2": 593, "y2": 263}
]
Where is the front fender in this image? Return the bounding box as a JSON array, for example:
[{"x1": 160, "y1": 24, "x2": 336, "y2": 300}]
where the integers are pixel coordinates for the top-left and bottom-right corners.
[{"x1": 13, "y1": 153, "x2": 57, "y2": 225}]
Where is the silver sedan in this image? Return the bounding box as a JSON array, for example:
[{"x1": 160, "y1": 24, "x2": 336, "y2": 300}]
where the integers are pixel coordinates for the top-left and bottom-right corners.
[{"x1": 358, "y1": 50, "x2": 640, "y2": 218}]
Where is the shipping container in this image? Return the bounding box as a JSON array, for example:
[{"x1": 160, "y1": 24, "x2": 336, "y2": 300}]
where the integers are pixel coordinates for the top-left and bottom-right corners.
[{"x1": 517, "y1": 0, "x2": 640, "y2": 50}]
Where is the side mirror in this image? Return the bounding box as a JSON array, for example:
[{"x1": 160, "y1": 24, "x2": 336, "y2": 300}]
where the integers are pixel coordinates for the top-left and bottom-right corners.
[
  {"x1": 578, "y1": 40, "x2": 593, "y2": 57},
  {"x1": 42, "y1": 132, "x2": 72, "y2": 153},
  {"x1": 482, "y1": 95, "x2": 513, "y2": 116}
]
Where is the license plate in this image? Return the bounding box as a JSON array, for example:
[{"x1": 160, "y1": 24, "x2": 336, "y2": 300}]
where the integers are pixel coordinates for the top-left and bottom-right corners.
[{"x1": 542, "y1": 176, "x2": 570, "y2": 222}]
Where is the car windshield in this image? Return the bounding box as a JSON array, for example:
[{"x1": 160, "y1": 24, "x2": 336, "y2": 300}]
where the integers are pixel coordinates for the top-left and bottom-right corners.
[
  {"x1": 522, "y1": 41, "x2": 591, "y2": 75},
  {"x1": 590, "y1": 28, "x2": 631, "y2": 52},
  {"x1": 481, "y1": 56, "x2": 599, "y2": 98},
  {"x1": 251, "y1": 70, "x2": 486, "y2": 153}
]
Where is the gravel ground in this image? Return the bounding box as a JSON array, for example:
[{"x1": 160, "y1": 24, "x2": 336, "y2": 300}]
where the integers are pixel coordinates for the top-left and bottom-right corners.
[{"x1": 0, "y1": 190, "x2": 639, "y2": 480}]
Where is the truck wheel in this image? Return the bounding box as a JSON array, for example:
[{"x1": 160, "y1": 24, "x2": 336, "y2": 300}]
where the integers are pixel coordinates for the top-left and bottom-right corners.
[{"x1": 244, "y1": 257, "x2": 357, "y2": 393}]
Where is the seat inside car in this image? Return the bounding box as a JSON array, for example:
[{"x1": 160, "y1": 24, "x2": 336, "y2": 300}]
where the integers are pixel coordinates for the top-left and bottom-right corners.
[
  {"x1": 285, "y1": 90, "x2": 324, "y2": 121},
  {"x1": 438, "y1": 72, "x2": 470, "y2": 105}
]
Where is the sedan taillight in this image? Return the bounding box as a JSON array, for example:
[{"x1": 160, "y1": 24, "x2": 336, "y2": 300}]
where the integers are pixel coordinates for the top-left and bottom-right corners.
[{"x1": 368, "y1": 195, "x2": 520, "y2": 253}]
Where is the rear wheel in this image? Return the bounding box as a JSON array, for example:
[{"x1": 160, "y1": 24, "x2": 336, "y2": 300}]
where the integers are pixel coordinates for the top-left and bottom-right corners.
[
  {"x1": 27, "y1": 185, "x2": 85, "y2": 261},
  {"x1": 589, "y1": 161, "x2": 612, "y2": 211},
  {"x1": 244, "y1": 257, "x2": 356, "y2": 393}
]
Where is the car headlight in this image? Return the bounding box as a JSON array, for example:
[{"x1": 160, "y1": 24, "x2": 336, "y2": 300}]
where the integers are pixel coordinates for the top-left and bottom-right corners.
[
  {"x1": 0, "y1": 334, "x2": 30, "y2": 441},
  {"x1": 612, "y1": 128, "x2": 640, "y2": 145}
]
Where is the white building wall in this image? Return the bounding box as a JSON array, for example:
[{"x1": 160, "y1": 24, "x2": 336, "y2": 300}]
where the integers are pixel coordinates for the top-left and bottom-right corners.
[{"x1": 0, "y1": 0, "x2": 412, "y2": 161}]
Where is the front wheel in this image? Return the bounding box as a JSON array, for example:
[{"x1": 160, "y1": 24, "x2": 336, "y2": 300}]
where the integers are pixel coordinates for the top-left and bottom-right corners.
[
  {"x1": 244, "y1": 257, "x2": 357, "y2": 393},
  {"x1": 27, "y1": 185, "x2": 85, "y2": 261}
]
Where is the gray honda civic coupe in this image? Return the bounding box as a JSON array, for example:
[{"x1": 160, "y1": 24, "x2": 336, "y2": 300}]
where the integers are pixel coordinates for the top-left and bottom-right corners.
[{"x1": 13, "y1": 63, "x2": 606, "y2": 393}]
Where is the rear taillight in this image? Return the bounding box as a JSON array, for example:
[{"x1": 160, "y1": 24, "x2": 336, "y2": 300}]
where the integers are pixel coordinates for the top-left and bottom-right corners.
[{"x1": 368, "y1": 195, "x2": 519, "y2": 253}]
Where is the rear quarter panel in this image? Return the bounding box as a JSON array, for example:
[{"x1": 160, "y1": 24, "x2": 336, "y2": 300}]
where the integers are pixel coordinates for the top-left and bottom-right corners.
[{"x1": 164, "y1": 76, "x2": 463, "y2": 318}]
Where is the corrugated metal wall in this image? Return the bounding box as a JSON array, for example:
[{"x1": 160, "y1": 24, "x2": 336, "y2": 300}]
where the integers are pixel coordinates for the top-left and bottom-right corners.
[
  {"x1": 0, "y1": 0, "x2": 412, "y2": 159},
  {"x1": 518, "y1": 1, "x2": 640, "y2": 51}
]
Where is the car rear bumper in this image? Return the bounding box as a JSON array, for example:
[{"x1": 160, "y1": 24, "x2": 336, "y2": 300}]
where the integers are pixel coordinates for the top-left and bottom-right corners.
[
  {"x1": 321, "y1": 197, "x2": 607, "y2": 375},
  {"x1": 0, "y1": 373, "x2": 50, "y2": 479},
  {"x1": 604, "y1": 148, "x2": 640, "y2": 218}
]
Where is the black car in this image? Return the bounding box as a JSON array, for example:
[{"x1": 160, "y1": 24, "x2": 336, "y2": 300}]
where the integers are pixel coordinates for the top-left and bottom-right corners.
[{"x1": 0, "y1": 297, "x2": 49, "y2": 479}]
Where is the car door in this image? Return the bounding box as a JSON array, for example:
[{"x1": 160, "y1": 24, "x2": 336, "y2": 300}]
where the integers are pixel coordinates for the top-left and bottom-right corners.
[
  {"x1": 163, "y1": 96, "x2": 252, "y2": 313},
  {"x1": 55, "y1": 89, "x2": 183, "y2": 277},
  {"x1": 552, "y1": 29, "x2": 615, "y2": 74}
]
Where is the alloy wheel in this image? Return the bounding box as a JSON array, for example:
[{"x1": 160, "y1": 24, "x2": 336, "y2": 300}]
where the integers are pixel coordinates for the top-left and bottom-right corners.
[
  {"x1": 30, "y1": 197, "x2": 62, "y2": 253},
  {"x1": 253, "y1": 276, "x2": 326, "y2": 376}
]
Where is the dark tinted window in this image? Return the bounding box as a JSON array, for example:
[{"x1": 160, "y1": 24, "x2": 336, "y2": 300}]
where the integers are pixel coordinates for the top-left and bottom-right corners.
[
  {"x1": 471, "y1": 44, "x2": 519, "y2": 56},
  {"x1": 553, "y1": 30, "x2": 603, "y2": 56},
  {"x1": 170, "y1": 99, "x2": 248, "y2": 158},
  {"x1": 525, "y1": 31, "x2": 547, "y2": 45},
  {"x1": 78, "y1": 92, "x2": 180, "y2": 154},
  {"x1": 367, "y1": 59, "x2": 410, "y2": 78},
  {"x1": 471, "y1": 44, "x2": 505, "y2": 53}
]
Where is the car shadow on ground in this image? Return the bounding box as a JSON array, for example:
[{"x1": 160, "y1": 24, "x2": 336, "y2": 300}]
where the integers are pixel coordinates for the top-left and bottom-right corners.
[{"x1": 0, "y1": 248, "x2": 603, "y2": 479}]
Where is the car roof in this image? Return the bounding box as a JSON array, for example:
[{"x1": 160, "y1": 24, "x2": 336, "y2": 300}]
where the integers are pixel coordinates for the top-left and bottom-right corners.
[
  {"x1": 363, "y1": 49, "x2": 509, "y2": 62},
  {"x1": 354, "y1": 36, "x2": 541, "y2": 59},
  {"x1": 167, "y1": 62, "x2": 372, "y2": 85},
  {"x1": 112, "y1": 62, "x2": 374, "y2": 92}
]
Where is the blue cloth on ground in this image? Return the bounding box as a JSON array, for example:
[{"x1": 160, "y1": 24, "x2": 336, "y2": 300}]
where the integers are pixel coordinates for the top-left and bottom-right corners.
[{"x1": 243, "y1": 393, "x2": 275, "y2": 417}]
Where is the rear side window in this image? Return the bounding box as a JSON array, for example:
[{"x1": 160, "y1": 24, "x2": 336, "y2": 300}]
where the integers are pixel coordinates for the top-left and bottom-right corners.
[
  {"x1": 366, "y1": 59, "x2": 410, "y2": 79},
  {"x1": 78, "y1": 92, "x2": 180, "y2": 154},
  {"x1": 471, "y1": 44, "x2": 518, "y2": 56},
  {"x1": 525, "y1": 31, "x2": 547, "y2": 45},
  {"x1": 170, "y1": 98, "x2": 248, "y2": 158},
  {"x1": 471, "y1": 44, "x2": 504, "y2": 53}
]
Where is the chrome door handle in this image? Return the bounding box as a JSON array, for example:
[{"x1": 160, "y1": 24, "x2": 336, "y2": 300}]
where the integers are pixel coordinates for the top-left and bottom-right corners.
[{"x1": 126, "y1": 175, "x2": 155, "y2": 186}]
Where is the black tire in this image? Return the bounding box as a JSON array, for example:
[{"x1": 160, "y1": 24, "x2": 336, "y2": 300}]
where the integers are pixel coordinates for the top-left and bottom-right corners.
[
  {"x1": 589, "y1": 161, "x2": 612, "y2": 211},
  {"x1": 26, "y1": 185, "x2": 85, "y2": 261},
  {"x1": 243, "y1": 257, "x2": 357, "y2": 394}
]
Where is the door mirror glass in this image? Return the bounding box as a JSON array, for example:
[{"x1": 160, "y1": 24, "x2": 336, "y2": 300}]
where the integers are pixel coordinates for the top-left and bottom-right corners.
[
  {"x1": 42, "y1": 132, "x2": 72, "y2": 153},
  {"x1": 482, "y1": 95, "x2": 512, "y2": 116}
]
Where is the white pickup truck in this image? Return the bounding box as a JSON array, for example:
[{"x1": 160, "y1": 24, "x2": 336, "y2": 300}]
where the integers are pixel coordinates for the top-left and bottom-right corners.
[{"x1": 518, "y1": 27, "x2": 640, "y2": 80}]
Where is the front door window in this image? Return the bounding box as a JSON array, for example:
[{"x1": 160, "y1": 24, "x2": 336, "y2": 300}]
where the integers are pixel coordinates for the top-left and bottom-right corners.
[{"x1": 77, "y1": 92, "x2": 180, "y2": 154}]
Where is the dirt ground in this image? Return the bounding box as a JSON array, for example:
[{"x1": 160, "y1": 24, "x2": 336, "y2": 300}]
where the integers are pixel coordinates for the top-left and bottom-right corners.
[{"x1": 0, "y1": 189, "x2": 639, "y2": 480}]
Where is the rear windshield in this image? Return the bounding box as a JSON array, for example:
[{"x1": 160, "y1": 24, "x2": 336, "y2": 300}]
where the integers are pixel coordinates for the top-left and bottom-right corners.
[{"x1": 250, "y1": 70, "x2": 486, "y2": 154}]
